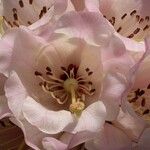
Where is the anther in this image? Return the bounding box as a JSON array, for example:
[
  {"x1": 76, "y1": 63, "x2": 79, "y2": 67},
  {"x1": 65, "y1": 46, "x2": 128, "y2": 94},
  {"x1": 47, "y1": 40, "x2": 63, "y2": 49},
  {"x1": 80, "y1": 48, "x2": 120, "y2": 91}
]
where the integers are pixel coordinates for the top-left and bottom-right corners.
[
  {"x1": 61, "y1": 66, "x2": 66, "y2": 71},
  {"x1": 35, "y1": 71, "x2": 42, "y2": 76},
  {"x1": 13, "y1": 13, "x2": 18, "y2": 20},
  {"x1": 27, "y1": 21, "x2": 32, "y2": 25},
  {"x1": 46, "y1": 66, "x2": 52, "y2": 72},
  {"x1": 139, "y1": 18, "x2": 144, "y2": 23},
  {"x1": 88, "y1": 71, "x2": 93, "y2": 76},
  {"x1": 143, "y1": 25, "x2": 149, "y2": 31},
  {"x1": 141, "y1": 98, "x2": 146, "y2": 107},
  {"x1": 46, "y1": 72, "x2": 53, "y2": 76},
  {"x1": 88, "y1": 81, "x2": 93, "y2": 85},
  {"x1": 136, "y1": 15, "x2": 140, "y2": 21},
  {"x1": 117, "y1": 27, "x2": 122, "y2": 33},
  {"x1": 143, "y1": 109, "x2": 150, "y2": 115},
  {"x1": 85, "y1": 68, "x2": 90, "y2": 72},
  {"x1": 90, "y1": 89, "x2": 96, "y2": 93},
  {"x1": 39, "y1": 10, "x2": 43, "y2": 19},
  {"x1": 111, "y1": 17, "x2": 115, "y2": 25},
  {"x1": 29, "y1": 0, "x2": 33, "y2": 4},
  {"x1": 130, "y1": 10, "x2": 137, "y2": 16},
  {"x1": 145, "y1": 16, "x2": 149, "y2": 21},
  {"x1": 127, "y1": 34, "x2": 134, "y2": 38},
  {"x1": 12, "y1": 8, "x2": 17, "y2": 13},
  {"x1": 133, "y1": 28, "x2": 140, "y2": 34},
  {"x1": 43, "y1": 6, "x2": 47, "y2": 13},
  {"x1": 121, "y1": 13, "x2": 127, "y2": 20},
  {"x1": 147, "y1": 84, "x2": 150, "y2": 89},
  {"x1": 19, "y1": 0, "x2": 24, "y2": 8},
  {"x1": 13, "y1": 21, "x2": 19, "y2": 27}
]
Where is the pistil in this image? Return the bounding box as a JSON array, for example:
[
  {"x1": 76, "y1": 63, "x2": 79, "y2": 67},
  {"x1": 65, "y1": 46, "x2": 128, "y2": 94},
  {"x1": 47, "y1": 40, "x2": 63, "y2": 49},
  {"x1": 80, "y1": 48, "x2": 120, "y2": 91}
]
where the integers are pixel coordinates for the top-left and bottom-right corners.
[{"x1": 64, "y1": 78, "x2": 85, "y2": 116}]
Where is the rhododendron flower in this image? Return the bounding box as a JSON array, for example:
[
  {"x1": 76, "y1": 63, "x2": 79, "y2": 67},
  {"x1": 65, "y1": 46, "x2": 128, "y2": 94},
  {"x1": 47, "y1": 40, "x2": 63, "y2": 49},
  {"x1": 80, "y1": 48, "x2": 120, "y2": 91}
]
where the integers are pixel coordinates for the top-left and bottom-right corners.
[
  {"x1": 0, "y1": 10, "x2": 134, "y2": 149},
  {"x1": 0, "y1": 0, "x2": 73, "y2": 31},
  {"x1": 110, "y1": 37, "x2": 150, "y2": 145},
  {"x1": 84, "y1": 0, "x2": 150, "y2": 52}
]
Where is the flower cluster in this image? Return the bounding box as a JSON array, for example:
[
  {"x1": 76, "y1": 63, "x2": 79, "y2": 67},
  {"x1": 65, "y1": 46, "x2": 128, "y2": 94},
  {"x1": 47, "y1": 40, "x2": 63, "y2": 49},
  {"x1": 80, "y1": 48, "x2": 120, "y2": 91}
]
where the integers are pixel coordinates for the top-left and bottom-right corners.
[{"x1": 0, "y1": 0, "x2": 149, "y2": 150}]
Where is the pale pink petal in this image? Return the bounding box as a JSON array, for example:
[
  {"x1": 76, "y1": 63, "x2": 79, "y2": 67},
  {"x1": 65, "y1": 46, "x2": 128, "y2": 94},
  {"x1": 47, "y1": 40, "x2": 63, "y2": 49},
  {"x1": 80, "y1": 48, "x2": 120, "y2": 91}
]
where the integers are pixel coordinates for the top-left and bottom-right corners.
[
  {"x1": 68, "y1": 131, "x2": 98, "y2": 149},
  {"x1": 115, "y1": 33, "x2": 145, "y2": 52},
  {"x1": 99, "y1": 0, "x2": 141, "y2": 18},
  {"x1": 100, "y1": 35, "x2": 134, "y2": 120},
  {"x1": 55, "y1": 11, "x2": 114, "y2": 46},
  {"x1": 2, "y1": 0, "x2": 65, "y2": 27},
  {"x1": 42, "y1": 137, "x2": 68, "y2": 150},
  {"x1": 97, "y1": 0, "x2": 149, "y2": 51},
  {"x1": 72, "y1": 101, "x2": 106, "y2": 133},
  {"x1": 102, "y1": 35, "x2": 134, "y2": 74},
  {"x1": 134, "y1": 37, "x2": 150, "y2": 88},
  {"x1": 0, "y1": 33, "x2": 15, "y2": 76},
  {"x1": 101, "y1": 72, "x2": 126, "y2": 121},
  {"x1": 84, "y1": 0, "x2": 100, "y2": 11},
  {"x1": 5, "y1": 71, "x2": 28, "y2": 119},
  {"x1": 22, "y1": 96, "x2": 74, "y2": 134},
  {"x1": 114, "y1": 108, "x2": 147, "y2": 141},
  {"x1": 85, "y1": 123, "x2": 132, "y2": 150}
]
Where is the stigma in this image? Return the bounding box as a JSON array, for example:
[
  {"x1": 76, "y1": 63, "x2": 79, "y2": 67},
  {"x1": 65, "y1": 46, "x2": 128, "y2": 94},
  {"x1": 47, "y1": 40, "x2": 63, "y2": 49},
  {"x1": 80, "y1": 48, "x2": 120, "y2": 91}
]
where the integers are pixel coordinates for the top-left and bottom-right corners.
[{"x1": 34, "y1": 64, "x2": 95, "y2": 116}]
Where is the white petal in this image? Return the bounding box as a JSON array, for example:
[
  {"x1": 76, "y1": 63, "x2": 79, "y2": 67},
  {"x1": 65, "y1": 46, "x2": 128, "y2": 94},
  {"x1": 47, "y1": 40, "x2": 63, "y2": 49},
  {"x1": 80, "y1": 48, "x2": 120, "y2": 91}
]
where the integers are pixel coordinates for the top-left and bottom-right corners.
[
  {"x1": 42, "y1": 137, "x2": 68, "y2": 150},
  {"x1": 23, "y1": 96, "x2": 74, "y2": 134},
  {"x1": 5, "y1": 71, "x2": 28, "y2": 119},
  {"x1": 73, "y1": 101, "x2": 106, "y2": 133}
]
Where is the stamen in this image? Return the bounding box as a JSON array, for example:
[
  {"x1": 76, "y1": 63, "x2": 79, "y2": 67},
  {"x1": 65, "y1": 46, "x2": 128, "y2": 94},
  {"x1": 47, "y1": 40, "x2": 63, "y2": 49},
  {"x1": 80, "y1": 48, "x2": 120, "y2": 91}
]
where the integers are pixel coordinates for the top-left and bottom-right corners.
[
  {"x1": 29, "y1": 0, "x2": 33, "y2": 4},
  {"x1": 128, "y1": 84, "x2": 150, "y2": 122},
  {"x1": 19, "y1": 0, "x2": 24, "y2": 8},
  {"x1": 121, "y1": 13, "x2": 127, "y2": 20},
  {"x1": 35, "y1": 64, "x2": 95, "y2": 114},
  {"x1": 117, "y1": 27, "x2": 122, "y2": 33},
  {"x1": 130, "y1": 10, "x2": 137, "y2": 16}
]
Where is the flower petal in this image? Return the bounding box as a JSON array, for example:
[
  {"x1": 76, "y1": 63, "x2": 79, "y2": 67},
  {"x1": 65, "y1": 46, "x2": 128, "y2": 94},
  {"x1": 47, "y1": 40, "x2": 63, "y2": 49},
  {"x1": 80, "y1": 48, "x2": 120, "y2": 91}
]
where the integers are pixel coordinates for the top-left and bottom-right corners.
[
  {"x1": 101, "y1": 72, "x2": 126, "y2": 121},
  {"x1": 42, "y1": 137, "x2": 68, "y2": 150},
  {"x1": 23, "y1": 96, "x2": 74, "y2": 134},
  {"x1": 85, "y1": 123, "x2": 132, "y2": 150},
  {"x1": 5, "y1": 71, "x2": 28, "y2": 119},
  {"x1": 114, "y1": 107, "x2": 147, "y2": 141},
  {"x1": 55, "y1": 11, "x2": 114, "y2": 46},
  {"x1": 138, "y1": 128, "x2": 150, "y2": 150},
  {"x1": 72, "y1": 101, "x2": 106, "y2": 133}
]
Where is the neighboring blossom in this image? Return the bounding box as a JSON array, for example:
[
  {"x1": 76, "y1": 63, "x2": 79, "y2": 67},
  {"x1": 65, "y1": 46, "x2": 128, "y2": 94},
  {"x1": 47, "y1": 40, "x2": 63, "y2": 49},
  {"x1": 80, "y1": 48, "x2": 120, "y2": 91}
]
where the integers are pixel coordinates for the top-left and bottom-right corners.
[
  {"x1": 0, "y1": 0, "x2": 73, "y2": 31},
  {"x1": 84, "y1": 0, "x2": 150, "y2": 52}
]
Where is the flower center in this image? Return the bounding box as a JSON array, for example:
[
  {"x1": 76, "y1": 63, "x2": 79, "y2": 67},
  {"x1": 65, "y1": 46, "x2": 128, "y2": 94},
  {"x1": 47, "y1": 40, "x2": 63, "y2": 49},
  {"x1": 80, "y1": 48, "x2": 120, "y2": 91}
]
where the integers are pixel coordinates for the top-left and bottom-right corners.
[
  {"x1": 3, "y1": 0, "x2": 49, "y2": 27},
  {"x1": 128, "y1": 84, "x2": 150, "y2": 122},
  {"x1": 104, "y1": 10, "x2": 150, "y2": 41},
  {"x1": 34, "y1": 64, "x2": 95, "y2": 115}
]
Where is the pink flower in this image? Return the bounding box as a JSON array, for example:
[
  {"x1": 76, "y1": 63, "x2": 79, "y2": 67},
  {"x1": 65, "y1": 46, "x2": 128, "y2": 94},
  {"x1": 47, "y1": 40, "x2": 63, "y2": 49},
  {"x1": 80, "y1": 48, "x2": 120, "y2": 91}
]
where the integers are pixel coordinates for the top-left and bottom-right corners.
[
  {"x1": 84, "y1": 0, "x2": 150, "y2": 52},
  {"x1": 0, "y1": 10, "x2": 134, "y2": 149},
  {"x1": 111, "y1": 37, "x2": 150, "y2": 146},
  {"x1": 0, "y1": 0, "x2": 73, "y2": 30}
]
